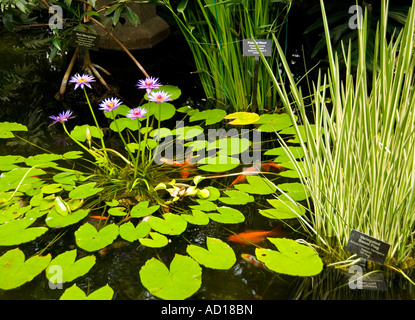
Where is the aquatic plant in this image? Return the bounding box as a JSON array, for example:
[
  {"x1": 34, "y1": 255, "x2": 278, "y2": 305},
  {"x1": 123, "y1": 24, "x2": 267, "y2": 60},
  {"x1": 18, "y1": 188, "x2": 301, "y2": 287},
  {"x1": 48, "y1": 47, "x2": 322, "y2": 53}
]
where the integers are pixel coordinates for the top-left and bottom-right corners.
[
  {"x1": 0, "y1": 74, "x2": 327, "y2": 299},
  {"x1": 259, "y1": 0, "x2": 415, "y2": 270},
  {"x1": 163, "y1": 0, "x2": 290, "y2": 111}
]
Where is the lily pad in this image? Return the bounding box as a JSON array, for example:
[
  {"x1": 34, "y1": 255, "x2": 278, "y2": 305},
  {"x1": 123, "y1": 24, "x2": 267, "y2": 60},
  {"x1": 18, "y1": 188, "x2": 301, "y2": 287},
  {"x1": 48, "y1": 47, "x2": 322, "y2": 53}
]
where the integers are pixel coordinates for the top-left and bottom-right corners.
[
  {"x1": 70, "y1": 125, "x2": 103, "y2": 141},
  {"x1": 139, "y1": 232, "x2": 169, "y2": 248},
  {"x1": 207, "y1": 138, "x2": 251, "y2": 156},
  {"x1": 207, "y1": 207, "x2": 245, "y2": 224},
  {"x1": 146, "y1": 102, "x2": 176, "y2": 121},
  {"x1": 172, "y1": 125, "x2": 204, "y2": 140},
  {"x1": 108, "y1": 207, "x2": 127, "y2": 216},
  {"x1": 186, "y1": 237, "x2": 236, "y2": 269},
  {"x1": 218, "y1": 190, "x2": 255, "y2": 205},
  {"x1": 181, "y1": 210, "x2": 210, "y2": 225},
  {"x1": 264, "y1": 146, "x2": 305, "y2": 161},
  {"x1": 255, "y1": 113, "x2": 293, "y2": 133},
  {"x1": 45, "y1": 208, "x2": 89, "y2": 228},
  {"x1": 139, "y1": 254, "x2": 202, "y2": 300},
  {"x1": 0, "y1": 248, "x2": 51, "y2": 290},
  {"x1": 0, "y1": 167, "x2": 46, "y2": 193},
  {"x1": 0, "y1": 122, "x2": 27, "y2": 139},
  {"x1": 119, "y1": 221, "x2": 151, "y2": 242},
  {"x1": 224, "y1": 112, "x2": 260, "y2": 125},
  {"x1": 0, "y1": 155, "x2": 25, "y2": 171},
  {"x1": 279, "y1": 124, "x2": 322, "y2": 143},
  {"x1": 75, "y1": 223, "x2": 119, "y2": 252},
  {"x1": 255, "y1": 238, "x2": 323, "y2": 276},
  {"x1": 234, "y1": 175, "x2": 276, "y2": 194},
  {"x1": 148, "y1": 213, "x2": 187, "y2": 235},
  {"x1": 0, "y1": 203, "x2": 31, "y2": 224},
  {"x1": 198, "y1": 155, "x2": 240, "y2": 172},
  {"x1": 259, "y1": 198, "x2": 306, "y2": 219},
  {"x1": 46, "y1": 249, "x2": 96, "y2": 284},
  {"x1": 25, "y1": 154, "x2": 62, "y2": 168},
  {"x1": 189, "y1": 109, "x2": 226, "y2": 125},
  {"x1": 60, "y1": 284, "x2": 114, "y2": 300},
  {"x1": 0, "y1": 218, "x2": 48, "y2": 246},
  {"x1": 130, "y1": 201, "x2": 160, "y2": 218},
  {"x1": 189, "y1": 199, "x2": 218, "y2": 212},
  {"x1": 278, "y1": 182, "x2": 310, "y2": 201},
  {"x1": 110, "y1": 117, "x2": 140, "y2": 132},
  {"x1": 68, "y1": 182, "x2": 103, "y2": 199}
]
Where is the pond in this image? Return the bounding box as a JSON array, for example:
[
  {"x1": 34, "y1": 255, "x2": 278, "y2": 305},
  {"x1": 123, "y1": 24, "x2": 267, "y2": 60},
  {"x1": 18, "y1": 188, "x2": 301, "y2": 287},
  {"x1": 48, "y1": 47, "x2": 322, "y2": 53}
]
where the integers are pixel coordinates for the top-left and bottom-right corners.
[{"x1": 1, "y1": 14, "x2": 415, "y2": 302}]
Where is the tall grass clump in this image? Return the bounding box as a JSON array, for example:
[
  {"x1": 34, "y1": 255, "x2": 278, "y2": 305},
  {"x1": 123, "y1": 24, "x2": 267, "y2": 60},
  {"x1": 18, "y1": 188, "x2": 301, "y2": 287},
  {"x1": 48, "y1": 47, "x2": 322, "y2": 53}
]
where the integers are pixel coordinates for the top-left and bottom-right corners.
[
  {"x1": 163, "y1": 0, "x2": 289, "y2": 112},
  {"x1": 261, "y1": 0, "x2": 415, "y2": 267}
]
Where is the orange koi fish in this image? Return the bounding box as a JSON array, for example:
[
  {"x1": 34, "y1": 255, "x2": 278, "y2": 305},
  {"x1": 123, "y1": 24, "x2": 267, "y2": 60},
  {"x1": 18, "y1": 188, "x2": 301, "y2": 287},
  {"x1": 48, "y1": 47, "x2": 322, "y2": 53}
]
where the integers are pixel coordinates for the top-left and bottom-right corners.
[
  {"x1": 241, "y1": 254, "x2": 268, "y2": 270},
  {"x1": 261, "y1": 162, "x2": 287, "y2": 173},
  {"x1": 228, "y1": 224, "x2": 288, "y2": 246},
  {"x1": 160, "y1": 156, "x2": 196, "y2": 179},
  {"x1": 89, "y1": 215, "x2": 108, "y2": 220}
]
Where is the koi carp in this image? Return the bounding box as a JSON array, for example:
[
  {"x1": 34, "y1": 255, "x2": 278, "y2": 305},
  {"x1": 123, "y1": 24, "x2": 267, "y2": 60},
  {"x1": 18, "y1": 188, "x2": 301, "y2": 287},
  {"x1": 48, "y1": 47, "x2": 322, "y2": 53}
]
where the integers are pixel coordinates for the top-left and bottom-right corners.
[
  {"x1": 160, "y1": 156, "x2": 196, "y2": 179},
  {"x1": 241, "y1": 254, "x2": 268, "y2": 271},
  {"x1": 228, "y1": 224, "x2": 288, "y2": 246}
]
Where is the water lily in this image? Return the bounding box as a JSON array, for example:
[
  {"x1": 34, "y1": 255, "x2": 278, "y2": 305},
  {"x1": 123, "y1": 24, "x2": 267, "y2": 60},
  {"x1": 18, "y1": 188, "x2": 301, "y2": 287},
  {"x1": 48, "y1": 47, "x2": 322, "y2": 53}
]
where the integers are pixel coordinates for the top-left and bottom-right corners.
[
  {"x1": 148, "y1": 90, "x2": 172, "y2": 103},
  {"x1": 69, "y1": 73, "x2": 96, "y2": 90},
  {"x1": 126, "y1": 107, "x2": 148, "y2": 120},
  {"x1": 136, "y1": 76, "x2": 162, "y2": 94},
  {"x1": 49, "y1": 110, "x2": 76, "y2": 126},
  {"x1": 98, "y1": 97, "x2": 122, "y2": 113}
]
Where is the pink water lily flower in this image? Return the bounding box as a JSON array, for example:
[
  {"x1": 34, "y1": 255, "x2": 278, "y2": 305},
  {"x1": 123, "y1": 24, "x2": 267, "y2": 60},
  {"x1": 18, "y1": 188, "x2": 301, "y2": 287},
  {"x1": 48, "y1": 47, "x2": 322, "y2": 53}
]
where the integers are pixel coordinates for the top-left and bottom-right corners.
[
  {"x1": 99, "y1": 97, "x2": 122, "y2": 113},
  {"x1": 126, "y1": 107, "x2": 148, "y2": 120},
  {"x1": 49, "y1": 110, "x2": 76, "y2": 126},
  {"x1": 148, "y1": 90, "x2": 172, "y2": 103},
  {"x1": 136, "y1": 76, "x2": 162, "y2": 94},
  {"x1": 69, "y1": 73, "x2": 96, "y2": 90}
]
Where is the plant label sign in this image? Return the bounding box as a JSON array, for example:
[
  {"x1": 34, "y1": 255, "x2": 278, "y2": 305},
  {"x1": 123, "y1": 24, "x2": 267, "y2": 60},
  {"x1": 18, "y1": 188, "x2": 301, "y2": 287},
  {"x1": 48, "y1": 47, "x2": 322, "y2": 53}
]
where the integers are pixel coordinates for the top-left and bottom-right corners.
[
  {"x1": 242, "y1": 39, "x2": 272, "y2": 57},
  {"x1": 346, "y1": 230, "x2": 390, "y2": 265},
  {"x1": 70, "y1": 31, "x2": 100, "y2": 51}
]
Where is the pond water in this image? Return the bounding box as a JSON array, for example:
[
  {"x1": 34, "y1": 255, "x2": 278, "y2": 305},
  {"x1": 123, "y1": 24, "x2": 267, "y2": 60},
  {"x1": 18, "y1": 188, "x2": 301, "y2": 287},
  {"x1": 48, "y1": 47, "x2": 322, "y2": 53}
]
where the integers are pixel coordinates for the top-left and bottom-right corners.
[{"x1": 1, "y1": 27, "x2": 415, "y2": 301}]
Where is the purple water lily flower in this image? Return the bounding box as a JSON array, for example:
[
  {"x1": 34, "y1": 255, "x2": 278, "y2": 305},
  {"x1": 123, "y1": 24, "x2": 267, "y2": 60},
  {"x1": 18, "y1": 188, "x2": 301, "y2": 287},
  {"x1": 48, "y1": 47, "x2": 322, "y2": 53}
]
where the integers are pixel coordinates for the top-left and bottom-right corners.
[
  {"x1": 148, "y1": 90, "x2": 172, "y2": 103},
  {"x1": 69, "y1": 73, "x2": 96, "y2": 90},
  {"x1": 49, "y1": 110, "x2": 76, "y2": 126},
  {"x1": 126, "y1": 107, "x2": 148, "y2": 120},
  {"x1": 99, "y1": 97, "x2": 122, "y2": 113},
  {"x1": 136, "y1": 76, "x2": 162, "y2": 94}
]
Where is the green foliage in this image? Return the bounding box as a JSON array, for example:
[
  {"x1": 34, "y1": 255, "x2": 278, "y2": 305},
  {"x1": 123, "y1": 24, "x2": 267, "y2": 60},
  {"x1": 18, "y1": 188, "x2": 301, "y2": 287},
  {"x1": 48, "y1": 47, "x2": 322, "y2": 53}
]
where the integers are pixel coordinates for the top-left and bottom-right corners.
[
  {"x1": 139, "y1": 254, "x2": 202, "y2": 300},
  {"x1": 60, "y1": 284, "x2": 114, "y2": 300},
  {"x1": 75, "y1": 223, "x2": 119, "y2": 252}
]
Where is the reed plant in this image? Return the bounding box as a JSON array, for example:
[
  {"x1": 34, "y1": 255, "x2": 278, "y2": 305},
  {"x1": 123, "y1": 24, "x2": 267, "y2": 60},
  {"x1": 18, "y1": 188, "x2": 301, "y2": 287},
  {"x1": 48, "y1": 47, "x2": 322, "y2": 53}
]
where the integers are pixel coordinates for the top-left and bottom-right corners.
[
  {"x1": 163, "y1": 0, "x2": 289, "y2": 112},
  {"x1": 260, "y1": 0, "x2": 415, "y2": 267}
]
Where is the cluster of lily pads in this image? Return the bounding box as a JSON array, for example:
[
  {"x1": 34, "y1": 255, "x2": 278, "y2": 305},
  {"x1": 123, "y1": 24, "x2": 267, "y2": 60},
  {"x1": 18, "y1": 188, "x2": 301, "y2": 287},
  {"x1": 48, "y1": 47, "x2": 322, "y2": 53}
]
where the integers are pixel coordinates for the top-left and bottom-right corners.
[{"x1": 0, "y1": 80, "x2": 323, "y2": 299}]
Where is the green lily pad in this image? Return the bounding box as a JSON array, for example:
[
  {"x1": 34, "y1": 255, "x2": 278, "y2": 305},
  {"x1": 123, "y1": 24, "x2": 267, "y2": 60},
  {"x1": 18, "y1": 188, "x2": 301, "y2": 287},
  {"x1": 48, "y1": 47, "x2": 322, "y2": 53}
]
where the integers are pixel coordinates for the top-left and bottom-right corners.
[
  {"x1": 259, "y1": 198, "x2": 305, "y2": 219},
  {"x1": 234, "y1": 175, "x2": 276, "y2": 194},
  {"x1": 278, "y1": 160, "x2": 308, "y2": 178},
  {"x1": 0, "y1": 203, "x2": 31, "y2": 224},
  {"x1": 63, "y1": 151, "x2": 84, "y2": 160},
  {"x1": 0, "y1": 122, "x2": 27, "y2": 139},
  {"x1": 108, "y1": 207, "x2": 127, "y2": 216},
  {"x1": 45, "y1": 208, "x2": 89, "y2": 228},
  {"x1": 279, "y1": 124, "x2": 322, "y2": 143},
  {"x1": 130, "y1": 201, "x2": 160, "y2": 218},
  {"x1": 186, "y1": 237, "x2": 236, "y2": 269},
  {"x1": 189, "y1": 199, "x2": 218, "y2": 212},
  {"x1": 207, "y1": 207, "x2": 245, "y2": 224},
  {"x1": 198, "y1": 155, "x2": 240, "y2": 172},
  {"x1": 218, "y1": 190, "x2": 254, "y2": 205},
  {"x1": 181, "y1": 210, "x2": 210, "y2": 225},
  {"x1": 70, "y1": 125, "x2": 103, "y2": 141},
  {"x1": 46, "y1": 249, "x2": 96, "y2": 284},
  {"x1": 224, "y1": 112, "x2": 260, "y2": 125},
  {"x1": 147, "y1": 102, "x2": 176, "y2": 121},
  {"x1": 75, "y1": 223, "x2": 119, "y2": 252},
  {"x1": 53, "y1": 172, "x2": 83, "y2": 186},
  {"x1": 54, "y1": 196, "x2": 71, "y2": 216},
  {"x1": 0, "y1": 167, "x2": 46, "y2": 193},
  {"x1": 110, "y1": 117, "x2": 140, "y2": 132},
  {"x1": 264, "y1": 146, "x2": 305, "y2": 161},
  {"x1": 69, "y1": 182, "x2": 103, "y2": 199},
  {"x1": 103, "y1": 104, "x2": 130, "y2": 119},
  {"x1": 0, "y1": 218, "x2": 48, "y2": 246},
  {"x1": 172, "y1": 125, "x2": 204, "y2": 140},
  {"x1": 148, "y1": 213, "x2": 187, "y2": 235},
  {"x1": 0, "y1": 248, "x2": 51, "y2": 290},
  {"x1": 25, "y1": 154, "x2": 62, "y2": 168},
  {"x1": 42, "y1": 183, "x2": 63, "y2": 194},
  {"x1": 0, "y1": 155, "x2": 25, "y2": 171},
  {"x1": 119, "y1": 221, "x2": 150, "y2": 242},
  {"x1": 207, "y1": 138, "x2": 251, "y2": 156},
  {"x1": 139, "y1": 254, "x2": 202, "y2": 300},
  {"x1": 139, "y1": 232, "x2": 169, "y2": 248},
  {"x1": 255, "y1": 238, "x2": 323, "y2": 276},
  {"x1": 255, "y1": 113, "x2": 293, "y2": 133},
  {"x1": 60, "y1": 284, "x2": 114, "y2": 300},
  {"x1": 278, "y1": 182, "x2": 310, "y2": 201},
  {"x1": 189, "y1": 109, "x2": 226, "y2": 125},
  {"x1": 149, "y1": 127, "x2": 173, "y2": 140}
]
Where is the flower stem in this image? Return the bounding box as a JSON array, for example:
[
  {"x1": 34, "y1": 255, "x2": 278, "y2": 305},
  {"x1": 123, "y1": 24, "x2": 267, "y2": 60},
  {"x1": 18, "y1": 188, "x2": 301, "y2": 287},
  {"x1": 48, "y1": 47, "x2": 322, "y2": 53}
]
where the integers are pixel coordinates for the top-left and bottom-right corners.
[{"x1": 111, "y1": 110, "x2": 136, "y2": 166}]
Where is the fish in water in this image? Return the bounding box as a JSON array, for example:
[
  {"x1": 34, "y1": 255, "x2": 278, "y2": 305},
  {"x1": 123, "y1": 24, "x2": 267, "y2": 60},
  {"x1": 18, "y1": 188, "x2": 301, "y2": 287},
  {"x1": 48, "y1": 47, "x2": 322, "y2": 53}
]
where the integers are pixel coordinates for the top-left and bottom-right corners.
[
  {"x1": 160, "y1": 156, "x2": 196, "y2": 179},
  {"x1": 241, "y1": 253, "x2": 268, "y2": 271},
  {"x1": 228, "y1": 224, "x2": 288, "y2": 246}
]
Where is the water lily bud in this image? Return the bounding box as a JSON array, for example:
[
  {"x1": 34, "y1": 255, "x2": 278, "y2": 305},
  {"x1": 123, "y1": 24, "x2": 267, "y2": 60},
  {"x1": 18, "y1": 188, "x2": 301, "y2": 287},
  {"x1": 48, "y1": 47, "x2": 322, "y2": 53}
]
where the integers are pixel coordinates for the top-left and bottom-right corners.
[{"x1": 198, "y1": 188, "x2": 210, "y2": 199}]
